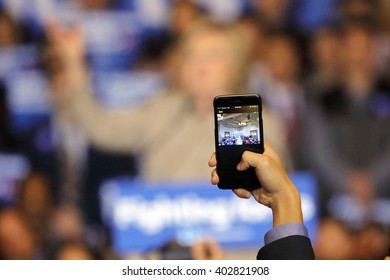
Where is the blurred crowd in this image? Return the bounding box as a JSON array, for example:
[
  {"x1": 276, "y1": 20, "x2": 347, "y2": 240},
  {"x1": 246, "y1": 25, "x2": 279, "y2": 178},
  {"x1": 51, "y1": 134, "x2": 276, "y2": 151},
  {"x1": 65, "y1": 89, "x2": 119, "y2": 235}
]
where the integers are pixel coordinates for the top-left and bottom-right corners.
[{"x1": 1, "y1": 0, "x2": 390, "y2": 260}]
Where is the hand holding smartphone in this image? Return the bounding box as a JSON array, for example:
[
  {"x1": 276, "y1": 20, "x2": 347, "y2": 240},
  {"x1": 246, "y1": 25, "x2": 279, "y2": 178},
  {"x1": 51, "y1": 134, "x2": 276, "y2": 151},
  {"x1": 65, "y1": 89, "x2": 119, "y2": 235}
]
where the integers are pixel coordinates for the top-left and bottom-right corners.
[{"x1": 213, "y1": 94, "x2": 264, "y2": 190}]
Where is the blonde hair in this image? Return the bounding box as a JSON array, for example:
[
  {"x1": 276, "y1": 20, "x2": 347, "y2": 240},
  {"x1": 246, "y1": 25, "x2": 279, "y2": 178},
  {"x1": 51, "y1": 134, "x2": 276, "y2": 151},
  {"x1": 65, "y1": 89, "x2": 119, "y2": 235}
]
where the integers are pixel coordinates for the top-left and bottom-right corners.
[{"x1": 176, "y1": 19, "x2": 249, "y2": 92}]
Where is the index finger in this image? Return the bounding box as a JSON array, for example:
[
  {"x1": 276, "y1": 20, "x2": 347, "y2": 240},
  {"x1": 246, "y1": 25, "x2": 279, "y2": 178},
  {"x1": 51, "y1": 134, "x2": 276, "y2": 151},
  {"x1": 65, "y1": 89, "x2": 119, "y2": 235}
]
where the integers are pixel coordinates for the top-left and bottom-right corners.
[{"x1": 208, "y1": 152, "x2": 217, "y2": 167}]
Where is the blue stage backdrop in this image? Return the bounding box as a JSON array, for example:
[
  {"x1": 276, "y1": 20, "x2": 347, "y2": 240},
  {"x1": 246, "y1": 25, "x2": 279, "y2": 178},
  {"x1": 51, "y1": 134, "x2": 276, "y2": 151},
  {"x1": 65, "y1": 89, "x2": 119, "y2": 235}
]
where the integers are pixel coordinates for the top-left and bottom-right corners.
[{"x1": 100, "y1": 172, "x2": 318, "y2": 256}]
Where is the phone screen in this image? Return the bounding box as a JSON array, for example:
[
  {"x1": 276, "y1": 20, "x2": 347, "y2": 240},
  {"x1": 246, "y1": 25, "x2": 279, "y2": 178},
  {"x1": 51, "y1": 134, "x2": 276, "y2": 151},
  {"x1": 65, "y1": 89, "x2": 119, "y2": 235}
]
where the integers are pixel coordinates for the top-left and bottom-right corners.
[
  {"x1": 214, "y1": 94, "x2": 264, "y2": 190},
  {"x1": 216, "y1": 105, "x2": 261, "y2": 147}
]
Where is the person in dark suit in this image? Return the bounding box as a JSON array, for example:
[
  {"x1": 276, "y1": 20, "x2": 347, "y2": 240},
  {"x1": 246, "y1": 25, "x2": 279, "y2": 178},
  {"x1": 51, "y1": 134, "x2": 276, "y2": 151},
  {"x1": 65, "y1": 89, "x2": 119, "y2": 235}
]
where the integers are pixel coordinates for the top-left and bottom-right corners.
[{"x1": 208, "y1": 144, "x2": 315, "y2": 260}]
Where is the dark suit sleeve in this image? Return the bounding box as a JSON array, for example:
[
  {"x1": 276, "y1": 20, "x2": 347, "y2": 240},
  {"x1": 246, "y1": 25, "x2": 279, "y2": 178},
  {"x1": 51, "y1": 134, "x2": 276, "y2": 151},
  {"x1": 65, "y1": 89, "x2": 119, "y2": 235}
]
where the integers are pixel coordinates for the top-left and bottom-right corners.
[{"x1": 257, "y1": 235, "x2": 315, "y2": 260}]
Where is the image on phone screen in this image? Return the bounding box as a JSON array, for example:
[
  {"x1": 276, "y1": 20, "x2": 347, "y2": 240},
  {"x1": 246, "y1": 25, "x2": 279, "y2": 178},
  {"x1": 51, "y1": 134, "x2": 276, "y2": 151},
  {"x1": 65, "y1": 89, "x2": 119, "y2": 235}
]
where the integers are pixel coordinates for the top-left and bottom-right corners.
[
  {"x1": 216, "y1": 105, "x2": 261, "y2": 147},
  {"x1": 214, "y1": 94, "x2": 264, "y2": 190}
]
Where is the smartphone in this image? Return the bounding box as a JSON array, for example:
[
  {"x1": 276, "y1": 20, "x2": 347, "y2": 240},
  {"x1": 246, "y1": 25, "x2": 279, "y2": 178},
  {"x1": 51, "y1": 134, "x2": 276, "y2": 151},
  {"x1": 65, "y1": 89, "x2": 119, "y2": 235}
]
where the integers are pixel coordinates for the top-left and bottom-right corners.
[{"x1": 213, "y1": 94, "x2": 264, "y2": 190}]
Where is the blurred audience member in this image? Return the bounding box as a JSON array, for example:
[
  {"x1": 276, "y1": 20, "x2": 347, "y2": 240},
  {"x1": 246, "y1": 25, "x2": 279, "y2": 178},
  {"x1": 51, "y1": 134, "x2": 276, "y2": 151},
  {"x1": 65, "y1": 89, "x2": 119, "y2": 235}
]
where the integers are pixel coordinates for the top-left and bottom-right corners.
[
  {"x1": 134, "y1": 0, "x2": 204, "y2": 72},
  {"x1": 233, "y1": 15, "x2": 258, "y2": 56},
  {"x1": 32, "y1": 37, "x2": 89, "y2": 208},
  {"x1": 336, "y1": 0, "x2": 390, "y2": 75},
  {"x1": 304, "y1": 20, "x2": 390, "y2": 225},
  {"x1": 54, "y1": 240, "x2": 95, "y2": 260},
  {"x1": 46, "y1": 19, "x2": 290, "y2": 180},
  {"x1": 262, "y1": 32, "x2": 303, "y2": 129},
  {"x1": 355, "y1": 222, "x2": 390, "y2": 260},
  {"x1": 147, "y1": 239, "x2": 224, "y2": 260},
  {"x1": 0, "y1": 209, "x2": 38, "y2": 259},
  {"x1": 337, "y1": 0, "x2": 378, "y2": 23},
  {"x1": 305, "y1": 26, "x2": 342, "y2": 101},
  {"x1": 49, "y1": 204, "x2": 86, "y2": 243},
  {"x1": 234, "y1": 13, "x2": 266, "y2": 65},
  {"x1": 41, "y1": 32, "x2": 139, "y2": 227},
  {"x1": 14, "y1": 171, "x2": 54, "y2": 247},
  {"x1": 236, "y1": 12, "x2": 268, "y2": 113},
  {"x1": 315, "y1": 219, "x2": 390, "y2": 260},
  {"x1": 191, "y1": 239, "x2": 225, "y2": 260},
  {"x1": 0, "y1": 9, "x2": 21, "y2": 47},
  {"x1": 250, "y1": 0, "x2": 292, "y2": 31},
  {"x1": 249, "y1": 0, "x2": 309, "y2": 70},
  {"x1": 78, "y1": 0, "x2": 114, "y2": 10},
  {"x1": 314, "y1": 218, "x2": 354, "y2": 260},
  {"x1": 252, "y1": 31, "x2": 303, "y2": 168},
  {"x1": 379, "y1": 0, "x2": 390, "y2": 33},
  {"x1": 171, "y1": 0, "x2": 204, "y2": 36}
]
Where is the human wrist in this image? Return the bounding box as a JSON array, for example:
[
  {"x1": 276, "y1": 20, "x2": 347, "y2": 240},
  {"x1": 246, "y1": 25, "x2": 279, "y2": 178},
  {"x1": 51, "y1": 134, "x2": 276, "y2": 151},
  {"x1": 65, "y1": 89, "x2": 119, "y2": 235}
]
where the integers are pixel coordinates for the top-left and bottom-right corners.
[
  {"x1": 63, "y1": 61, "x2": 89, "y2": 90},
  {"x1": 270, "y1": 182, "x2": 303, "y2": 227},
  {"x1": 63, "y1": 57, "x2": 86, "y2": 73}
]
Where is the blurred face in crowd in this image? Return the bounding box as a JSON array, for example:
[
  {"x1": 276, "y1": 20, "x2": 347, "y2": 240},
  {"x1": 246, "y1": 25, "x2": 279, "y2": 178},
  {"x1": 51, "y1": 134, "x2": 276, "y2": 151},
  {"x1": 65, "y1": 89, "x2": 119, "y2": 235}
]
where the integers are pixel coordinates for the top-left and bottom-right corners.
[
  {"x1": 311, "y1": 28, "x2": 341, "y2": 72},
  {"x1": 252, "y1": 0, "x2": 290, "y2": 23},
  {"x1": 80, "y1": 0, "x2": 112, "y2": 10},
  {"x1": 179, "y1": 26, "x2": 244, "y2": 110},
  {"x1": 234, "y1": 17, "x2": 263, "y2": 59},
  {"x1": 263, "y1": 36, "x2": 300, "y2": 84},
  {"x1": 0, "y1": 210, "x2": 36, "y2": 259},
  {"x1": 16, "y1": 173, "x2": 53, "y2": 218},
  {"x1": 50, "y1": 205, "x2": 85, "y2": 241},
  {"x1": 171, "y1": 0, "x2": 202, "y2": 35},
  {"x1": 56, "y1": 243, "x2": 93, "y2": 260},
  {"x1": 339, "y1": 0, "x2": 376, "y2": 20},
  {"x1": 341, "y1": 27, "x2": 375, "y2": 71},
  {"x1": 0, "y1": 12, "x2": 20, "y2": 47},
  {"x1": 355, "y1": 224, "x2": 390, "y2": 260},
  {"x1": 314, "y1": 219, "x2": 354, "y2": 260}
]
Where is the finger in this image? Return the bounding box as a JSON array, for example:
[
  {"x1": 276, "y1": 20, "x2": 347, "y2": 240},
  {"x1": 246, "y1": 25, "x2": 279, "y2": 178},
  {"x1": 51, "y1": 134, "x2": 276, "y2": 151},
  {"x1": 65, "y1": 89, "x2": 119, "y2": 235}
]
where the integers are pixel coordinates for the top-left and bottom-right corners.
[
  {"x1": 211, "y1": 168, "x2": 219, "y2": 185},
  {"x1": 208, "y1": 153, "x2": 216, "y2": 167},
  {"x1": 232, "y1": 188, "x2": 251, "y2": 199},
  {"x1": 250, "y1": 189, "x2": 259, "y2": 196},
  {"x1": 237, "y1": 150, "x2": 264, "y2": 171}
]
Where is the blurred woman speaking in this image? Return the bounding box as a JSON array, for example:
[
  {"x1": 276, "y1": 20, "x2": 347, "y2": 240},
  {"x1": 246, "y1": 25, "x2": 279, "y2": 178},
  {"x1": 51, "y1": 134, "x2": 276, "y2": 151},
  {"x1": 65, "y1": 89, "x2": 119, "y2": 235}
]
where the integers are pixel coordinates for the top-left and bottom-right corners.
[{"x1": 48, "y1": 19, "x2": 288, "y2": 181}]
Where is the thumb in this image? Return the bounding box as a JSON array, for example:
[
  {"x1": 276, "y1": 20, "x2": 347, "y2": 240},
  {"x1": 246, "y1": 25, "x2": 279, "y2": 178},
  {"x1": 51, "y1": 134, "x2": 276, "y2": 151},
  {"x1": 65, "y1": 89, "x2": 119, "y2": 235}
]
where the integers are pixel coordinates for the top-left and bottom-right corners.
[{"x1": 237, "y1": 151, "x2": 264, "y2": 171}]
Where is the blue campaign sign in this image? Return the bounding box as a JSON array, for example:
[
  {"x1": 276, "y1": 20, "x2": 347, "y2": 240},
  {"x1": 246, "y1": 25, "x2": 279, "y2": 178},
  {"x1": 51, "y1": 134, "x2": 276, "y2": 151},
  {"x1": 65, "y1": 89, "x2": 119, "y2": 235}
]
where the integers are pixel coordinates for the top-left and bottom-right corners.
[
  {"x1": 117, "y1": 0, "x2": 171, "y2": 30},
  {"x1": 195, "y1": 0, "x2": 248, "y2": 23},
  {"x1": 0, "y1": 45, "x2": 39, "y2": 79},
  {"x1": 55, "y1": 8, "x2": 144, "y2": 71},
  {"x1": 0, "y1": 154, "x2": 30, "y2": 205},
  {"x1": 80, "y1": 10, "x2": 143, "y2": 71},
  {"x1": 100, "y1": 172, "x2": 318, "y2": 256},
  {"x1": 5, "y1": 70, "x2": 51, "y2": 133}
]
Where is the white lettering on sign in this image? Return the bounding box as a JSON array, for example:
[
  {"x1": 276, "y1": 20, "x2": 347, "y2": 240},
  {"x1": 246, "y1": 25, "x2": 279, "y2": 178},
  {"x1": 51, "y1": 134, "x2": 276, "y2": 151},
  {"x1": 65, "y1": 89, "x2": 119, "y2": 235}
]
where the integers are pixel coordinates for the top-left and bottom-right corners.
[{"x1": 112, "y1": 193, "x2": 316, "y2": 235}]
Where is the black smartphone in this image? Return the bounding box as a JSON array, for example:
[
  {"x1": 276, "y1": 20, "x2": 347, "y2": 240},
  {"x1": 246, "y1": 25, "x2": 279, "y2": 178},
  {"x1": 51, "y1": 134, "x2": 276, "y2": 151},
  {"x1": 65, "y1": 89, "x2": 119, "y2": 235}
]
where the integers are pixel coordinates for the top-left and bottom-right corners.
[{"x1": 213, "y1": 94, "x2": 264, "y2": 190}]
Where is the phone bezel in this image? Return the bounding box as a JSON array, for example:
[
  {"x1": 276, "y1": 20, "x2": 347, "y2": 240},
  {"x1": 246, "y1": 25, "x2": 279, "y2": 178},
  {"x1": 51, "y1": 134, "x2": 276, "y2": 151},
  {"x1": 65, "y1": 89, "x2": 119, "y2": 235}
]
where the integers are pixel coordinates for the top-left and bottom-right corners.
[{"x1": 213, "y1": 93, "x2": 264, "y2": 190}]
